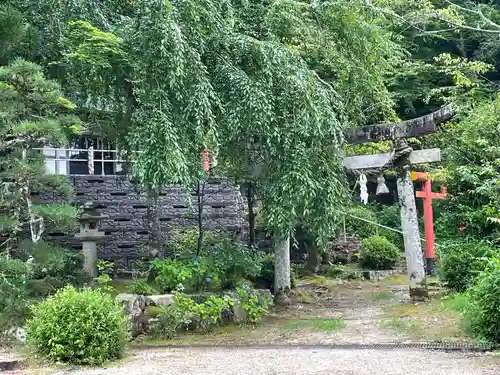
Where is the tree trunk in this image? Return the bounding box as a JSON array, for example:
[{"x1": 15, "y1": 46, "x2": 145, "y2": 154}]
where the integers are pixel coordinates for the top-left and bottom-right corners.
[
  {"x1": 246, "y1": 182, "x2": 256, "y2": 248},
  {"x1": 146, "y1": 187, "x2": 161, "y2": 257},
  {"x1": 196, "y1": 181, "x2": 206, "y2": 256},
  {"x1": 274, "y1": 234, "x2": 291, "y2": 303},
  {"x1": 396, "y1": 167, "x2": 428, "y2": 301}
]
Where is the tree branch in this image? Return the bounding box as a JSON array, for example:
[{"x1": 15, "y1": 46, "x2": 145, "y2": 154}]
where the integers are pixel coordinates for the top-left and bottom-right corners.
[{"x1": 443, "y1": 0, "x2": 500, "y2": 31}]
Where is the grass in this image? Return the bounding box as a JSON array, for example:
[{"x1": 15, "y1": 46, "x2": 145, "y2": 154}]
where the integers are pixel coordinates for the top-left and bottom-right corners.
[
  {"x1": 108, "y1": 279, "x2": 139, "y2": 296},
  {"x1": 279, "y1": 318, "x2": 345, "y2": 332},
  {"x1": 293, "y1": 290, "x2": 316, "y2": 304},
  {"x1": 369, "y1": 290, "x2": 394, "y2": 301},
  {"x1": 296, "y1": 275, "x2": 330, "y2": 286},
  {"x1": 380, "y1": 318, "x2": 424, "y2": 336},
  {"x1": 381, "y1": 293, "x2": 471, "y2": 342},
  {"x1": 380, "y1": 274, "x2": 440, "y2": 286}
]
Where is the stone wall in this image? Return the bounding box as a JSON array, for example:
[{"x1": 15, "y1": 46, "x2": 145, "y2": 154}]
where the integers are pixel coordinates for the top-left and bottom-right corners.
[
  {"x1": 41, "y1": 175, "x2": 246, "y2": 268},
  {"x1": 327, "y1": 237, "x2": 362, "y2": 264}
]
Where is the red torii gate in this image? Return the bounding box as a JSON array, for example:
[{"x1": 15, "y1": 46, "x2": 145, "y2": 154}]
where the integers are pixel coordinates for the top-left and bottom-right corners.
[{"x1": 412, "y1": 171, "x2": 447, "y2": 275}]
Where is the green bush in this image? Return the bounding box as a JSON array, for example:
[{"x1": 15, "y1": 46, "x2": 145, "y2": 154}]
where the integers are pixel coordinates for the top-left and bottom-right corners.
[
  {"x1": 325, "y1": 264, "x2": 354, "y2": 279},
  {"x1": 131, "y1": 280, "x2": 158, "y2": 296},
  {"x1": 153, "y1": 230, "x2": 262, "y2": 292},
  {"x1": 151, "y1": 259, "x2": 193, "y2": 293},
  {"x1": 254, "y1": 254, "x2": 275, "y2": 289},
  {"x1": 27, "y1": 286, "x2": 129, "y2": 365},
  {"x1": 344, "y1": 205, "x2": 378, "y2": 239},
  {"x1": 151, "y1": 288, "x2": 270, "y2": 339},
  {"x1": 250, "y1": 253, "x2": 296, "y2": 292},
  {"x1": 360, "y1": 235, "x2": 400, "y2": 270},
  {"x1": 152, "y1": 292, "x2": 234, "y2": 338},
  {"x1": 0, "y1": 256, "x2": 30, "y2": 334},
  {"x1": 21, "y1": 240, "x2": 86, "y2": 285},
  {"x1": 236, "y1": 285, "x2": 269, "y2": 324},
  {"x1": 376, "y1": 204, "x2": 404, "y2": 250},
  {"x1": 463, "y1": 264, "x2": 500, "y2": 343},
  {"x1": 439, "y1": 241, "x2": 497, "y2": 292}
]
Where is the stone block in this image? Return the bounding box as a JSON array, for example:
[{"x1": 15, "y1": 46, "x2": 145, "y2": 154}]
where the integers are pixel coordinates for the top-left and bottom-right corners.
[
  {"x1": 146, "y1": 294, "x2": 174, "y2": 307},
  {"x1": 352, "y1": 269, "x2": 398, "y2": 281},
  {"x1": 116, "y1": 293, "x2": 147, "y2": 337},
  {"x1": 328, "y1": 237, "x2": 362, "y2": 264}
]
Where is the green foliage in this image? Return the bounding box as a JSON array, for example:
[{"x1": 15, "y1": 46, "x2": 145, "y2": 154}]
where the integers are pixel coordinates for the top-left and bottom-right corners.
[
  {"x1": 235, "y1": 285, "x2": 269, "y2": 324},
  {"x1": 1, "y1": 241, "x2": 87, "y2": 334},
  {"x1": 158, "y1": 229, "x2": 262, "y2": 291},
  {"x1": 26, "y1": 286, "x2": 129, "y2": 365},
  {"x1": 376, "y1": 204, "x2": 404, "y2": 250},
  {"x1": 463, "y1": 265, "x2": 500, "y2": 343},
  {"x1": 151, "y1": 259, "x2": 193, "y2": 293},
  {"x1": 35, "y1": 0, "x2": 406, "y2": 245},
  {"x1": 361, "y1": 235, "x2": 400, "y2": 270},
  {"x1": 325, "y1": 264, "x2": 353, "y2": 280},
  {"x1": 131, "y1": 280, "x2": 158, "y2": 296},
  {"x1": 250, "y1": 253, "x2": 296, "y2": 292},
  {"x1": 434, "y1": 96, "x2": 500, "y2": 244},
  {"x1": 251, "y1": 253, "x2": 275, "y2": 291},
  {"x1": 152, "y1": 287, "x2": 269, "y2": 339},
  {"x1": 96, "y1": 260, "x2": 115, "y2": 277},
  {"x1": 344, "y1": 205, "x2": 379, "y2": 239},
  {"x1": 439, "y1": 241, "x2": 498, "y2": 292},
  {"x1": 152, "y1": 292, "x2": 234, "y2": 339},
  {"x1": 95, "y1": 274, "x2": 114, "y2": 294},
  {"x1": 0, "y1": 59, "x2": 80, "y2": 250},
  {"x1": 0, "y1": 256, "x2": 29, "y2": 334},
  {"x1": 21, "y1": 240, "x2": 85, "y2": 285}
]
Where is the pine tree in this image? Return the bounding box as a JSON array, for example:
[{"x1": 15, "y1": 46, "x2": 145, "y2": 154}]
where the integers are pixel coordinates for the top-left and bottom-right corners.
[{"x1": 0, "y1": 60, "x2": 81, "y2": 253}]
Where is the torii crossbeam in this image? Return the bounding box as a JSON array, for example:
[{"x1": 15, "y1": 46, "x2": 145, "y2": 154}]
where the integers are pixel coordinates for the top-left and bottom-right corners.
[{"x1": 343, "y1": 105, "x2": 453, "y2": 300}]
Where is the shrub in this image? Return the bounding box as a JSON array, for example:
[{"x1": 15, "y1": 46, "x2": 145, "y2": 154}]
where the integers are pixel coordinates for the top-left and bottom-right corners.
[
  {"x1": 463, "y1": 264, "x2": 500, "y2": 343},
  {"x1": 151, "y1": 288, "x2": 270, "y2": 338},
  {"x1": 154, "y1": 230, "x2": 262, "y2": 292},
  {"x1": 439, "y1": 241, "x2": 497, "y2": 292},
  {"x1": 344, "y1": 205, "x2": 378, "y2": 239},
  {"x1": 360, "y1": 235, "x2": 400, "y2": 270},
  {"x1": 151, "y1": 259, "x2": 193, "y2": 293},
  {"x1": 0, "y1": 257, "x2": 30, "y2": 334},
  {"x1": 376, "y1": 204, "x2": 404, "y2": 250},
  {"x1": 325, "y1": 264, "x2": 354, "y2": 279},
  {"x1": 236, "y1": 285, "x2": 269, "y2": 324},
  {"x1": 131, "y1": 280, "x2": 158, "y2": 296},
  {"x1": 251, "y1": 253, "x2": 296, "y2": 292},
  {"x1": 20, "y1": 240, "x2": 86, "y2": 286},
  {"x1": 26, "y1": 286, "x2": 129, "y2": 365},
  {"x1": 152, "y1": 293, "x2": 199, "y2": 339},
  {"x1": 152, "y1": 292, "x2": 233, "y2": 338}
]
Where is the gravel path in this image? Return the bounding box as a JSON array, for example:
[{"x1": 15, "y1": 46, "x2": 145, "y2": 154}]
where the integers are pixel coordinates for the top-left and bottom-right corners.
[{"x1": 51, "y1": 348, "x2": 499, "y2": 375}]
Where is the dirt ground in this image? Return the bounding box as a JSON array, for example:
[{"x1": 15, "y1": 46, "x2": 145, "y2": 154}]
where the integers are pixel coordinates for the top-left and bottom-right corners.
[{"x1": 133, "y1": 275, "x2": 468, "y2": 346}]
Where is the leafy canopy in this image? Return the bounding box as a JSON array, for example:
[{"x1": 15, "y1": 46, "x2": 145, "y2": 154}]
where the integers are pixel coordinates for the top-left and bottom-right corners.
[{"x1": 21, "y1": 0, "x2": 402, "y2": 240}]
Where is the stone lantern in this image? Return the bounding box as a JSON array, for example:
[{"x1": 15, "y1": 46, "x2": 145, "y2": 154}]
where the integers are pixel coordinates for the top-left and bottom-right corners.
[{"x1": 75, "y1": 201, "x2": 108, "y2": 278}]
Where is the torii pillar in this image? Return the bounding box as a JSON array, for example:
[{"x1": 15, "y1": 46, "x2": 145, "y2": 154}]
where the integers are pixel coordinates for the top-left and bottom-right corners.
[{"x1": 412, "y1": 172, "x2": 447, "y2": 276}]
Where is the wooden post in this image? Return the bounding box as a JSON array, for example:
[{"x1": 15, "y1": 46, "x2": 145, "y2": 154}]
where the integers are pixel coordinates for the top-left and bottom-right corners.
[{"x1": 413, "y1": 172, "x2": 447, "y2": 276}]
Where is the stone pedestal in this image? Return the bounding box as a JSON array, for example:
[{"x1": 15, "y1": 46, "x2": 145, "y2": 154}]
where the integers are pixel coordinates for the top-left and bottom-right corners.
[
  {"x1": 75, "y1": 202, "x2": 108, "y2": 278},
  {"x1": 82, "y1": 241, "x2": 98, "y2": 278}
]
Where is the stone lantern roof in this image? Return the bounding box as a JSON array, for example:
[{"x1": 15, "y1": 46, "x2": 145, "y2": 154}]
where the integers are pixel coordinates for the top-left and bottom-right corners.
[{"x1": 79, "y1": 201, "x2": 108, "y2": 222}]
